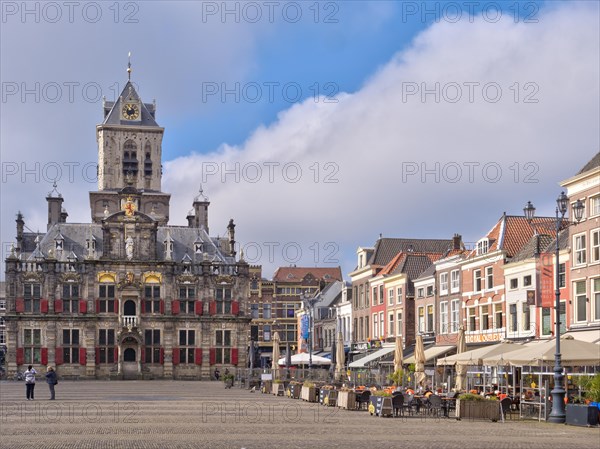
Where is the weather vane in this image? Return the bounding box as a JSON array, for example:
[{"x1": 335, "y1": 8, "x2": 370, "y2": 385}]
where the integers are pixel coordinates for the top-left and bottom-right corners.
[{"x1": 127, "y1": 51, "x2": 132, "y2": 80}]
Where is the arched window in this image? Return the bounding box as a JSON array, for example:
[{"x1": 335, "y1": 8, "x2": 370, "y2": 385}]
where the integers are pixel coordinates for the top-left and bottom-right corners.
[
  {"x1": 123, "y1": 140, "x2": 138, "y2": 176},
  {"x1": 144, "y1": 152, "x2": 152, "y2": 177}
]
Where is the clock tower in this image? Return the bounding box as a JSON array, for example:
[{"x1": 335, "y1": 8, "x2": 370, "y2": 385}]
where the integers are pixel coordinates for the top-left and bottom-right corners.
[{"x1": 90, "y1": 62, "x2": 170, "y2": 225}]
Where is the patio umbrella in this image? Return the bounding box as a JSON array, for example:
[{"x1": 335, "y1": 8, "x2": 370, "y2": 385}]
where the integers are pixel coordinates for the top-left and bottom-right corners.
[
  {"x1": 394, "y1": 335, "x2": 404, "y2": 374},
  {"x1": 455, "y1": 326, "x2": 467, "y2": 391},
  {"x1": 248, "y1": 341, "x2": 255, "y2": 369},
  {"x1": 278, "y1": 352, "x2": 332, "y2": 366},
  {"x1": 271, "y1": 332, "x2": 280, "y2": 379},
  {"x1": 415, "y1": 334, "x2": 426, "y2": 387},
  {"x1": 335, "y1": 331, "x2": 345, "y2": 381},
  {"x1": 437, "y1": 341, "x2": 523, "y2": 366},
  {"x1": 285, "y1": 342, "x2": 292, "y2": 379}
]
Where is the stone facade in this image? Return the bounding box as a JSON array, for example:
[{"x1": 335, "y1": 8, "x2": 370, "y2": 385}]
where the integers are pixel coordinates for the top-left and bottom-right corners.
[{"x1": 4, "y1": 76, "x2": 250, "y2": 380}]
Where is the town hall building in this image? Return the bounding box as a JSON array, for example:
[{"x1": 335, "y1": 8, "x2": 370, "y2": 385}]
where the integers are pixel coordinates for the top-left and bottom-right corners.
[{"x1": 3, "y1": 67, "x2": 251, "y2": 379}]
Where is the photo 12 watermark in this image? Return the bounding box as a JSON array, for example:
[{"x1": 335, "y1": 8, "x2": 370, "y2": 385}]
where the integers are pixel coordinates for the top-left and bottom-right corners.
[
  {"x1": 2, "y1": 161, "x2": 97, "y2": 184},
  {"x1": 199, "y1": 1, "x2": 339, "y2": 24},
  {"x1": 1, "y1": 402, "x2": 140, "y2": 424},
  {"x1": 201, "y1": 161, "x2": 339, "y2": 184},
  {"x1": 2, "y1": 81, "x2": 142, "y2": 104},
  {"x1": 400, "y1": 1, "x2": 539, "y2": 24},
  {"x1": 239, "y1": 241, "x2": 340, "y2": 265},
  {"x1": 1, "y1": 1, "x2": 140, "y2": 24},
  {"x1": 201, "y1": 81, "x2": 339, "y2": 104},
  {"x1": 401, "y1": 161, "x2": 539, "y2": 184},
  {"x1": 400, "y1": 82, "x2": 539, "y2": 104},
  {"x1": 200, "y1": 401, "x2": 339, "y2": 424}
]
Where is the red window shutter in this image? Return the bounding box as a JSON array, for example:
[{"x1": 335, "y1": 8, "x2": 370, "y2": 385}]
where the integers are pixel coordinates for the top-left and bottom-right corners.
[
  {"x1": 16, "y1": 347, "x2": 24, "y2": 365},
  {"x1": 113, "y1": 347, "x2": 118, "y2": 363},
  {"x1": 54, "y1": 347, "x2": 63, "y2": 365},
  {"x1": 231, "y1": 300, "x2": 239, "y2": 316},
  {"x1": 80, "y1": 300, "x2": 87, "y2": 314},
  {"x1": 160, "y1": 299, "x2": 165, "y2": 315},
  {"x1": 160, "y1": 348, "x2": 164, "y2": 364},
  {"x1": 40, "y1": 299, "x2": 49, "y2": 314},
  {"x1": 54, "y1": 299, "x2": 63, "y2": 313},
  {"x1": 95, "y1": 347, "x2": 100, "y2": 364},
  {"x1": 41, "y1": 348, "x2": 48, "y2": 365},
  {"x1": 172, "y1": 300, "x2": 180, "y2": 315},
  {"x1": 95, "y1": 299, "x2": 100, "y2": 314},
  {"x1": 209, "y1": 348, "x2": 216, "y2": 365},
  {"x1": 172, "y1": 347, "x2": 180, "y2": 365},
  {"x1": 209, "y1": 301, "x2": 216, "y2": 316},
  {"x1": 231, "y1": 348, "x2": 238, "y2": 366},
  {"x1": 79, "y1": 348, "x2": 87, "y2": 365},
  {"x1": 15, "y1": 298, "x2": 24, "y2": 313},
  {"x1": 195, "y1": 348, "x2": 202, "y2": 365},
  {"x1": 195, "y1": 300, "x2": 203, "y2": 316}
]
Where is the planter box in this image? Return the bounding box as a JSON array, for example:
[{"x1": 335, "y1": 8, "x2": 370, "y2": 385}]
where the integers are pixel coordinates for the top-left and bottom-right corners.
[
  {"x1": 224, "y1": 379, "x2": 234, "y2": 389},
  {"x1": 337, "y1": 391, "x2": 357, "y2": 410},
  {"x1": 456, "y1": 400, "x2": 501, "y2": 421},
  {"x1": 566, "y1": 404, "x2": 599, "y2": 427},
  {"x1": 261, "y1": 381, "x2": 272, "y2": 394},
  {"x1": 322, "y1": 390, "x2": 338, "y2": 407},
  {"x1": 301, "y1": 386, "x2": 318, "y2": 402},
  {"x1": 369, "y1": 396, "x2": 393, "y2": 417},
  {"x1": 287, "y1": 384, "x2": 302, "y2": 399},
  {"x1": 272, "y1": 382, "x2": 285, "y2": 396}
]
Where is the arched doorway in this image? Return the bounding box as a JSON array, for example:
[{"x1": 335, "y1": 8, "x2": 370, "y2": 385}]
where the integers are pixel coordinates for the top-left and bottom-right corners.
[{"x1": 123, "y1": 348, "x2": 136, "y2": 362}]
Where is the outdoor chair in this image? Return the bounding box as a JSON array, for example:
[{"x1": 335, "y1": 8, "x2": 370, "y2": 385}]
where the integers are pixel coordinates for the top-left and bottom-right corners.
[
  {"x1": 427, "y1": 394, "x2": 443, "y2": 417},
  {"x1": 500, "y1": 397, "x2": 515, "y2": 420},
  {"x1": 402, "y1": 394, "x2": 414, "y2": 416},
  {"x1": 392, "y1": 393, "x2": 404, "y2": 417},
  {"x1": 355, "y1": 390, "x2": 371, "y2": 410}
]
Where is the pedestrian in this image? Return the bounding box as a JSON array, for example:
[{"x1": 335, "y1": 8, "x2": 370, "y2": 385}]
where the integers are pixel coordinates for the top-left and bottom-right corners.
[
  {"x1": 214, "y1": 368, "x2": 220, "y2": 381},
  {"x1": 45, "y1": 366, "x2": 57, "y2": 400},
  {"x1": 24, "y1": 365, "x2": 37, "y2": 400}
]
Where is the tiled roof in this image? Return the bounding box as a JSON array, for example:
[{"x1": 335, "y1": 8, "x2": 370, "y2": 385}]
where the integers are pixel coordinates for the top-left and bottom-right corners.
[
  {"x1": 368, "y1": 237, "x2": 454, "y2": 266},
  {"x1": 103, "y1": 81, "x2": 159, "y2": 127},
  {"x1": 577, "y1": 151, "x2": 600, "y2": 175},
  {"x1": 272, "y1": 266, "x2": 342, "y2": 283},
  {"x1": 543, "y1": 229, "x2": 569, "y2": 253},
  {"x1": 508, "y1": 234, "x2": 554, "y2": 264},
  {"x1": 414, "y1": 263, "x2": 436, "y2": 281},
  {"x1": 467, "y1": 215, "x2": 556, "y2": 260}
]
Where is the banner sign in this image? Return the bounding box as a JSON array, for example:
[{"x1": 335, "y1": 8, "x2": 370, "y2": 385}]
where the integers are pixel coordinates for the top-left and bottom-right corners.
[
  {"x1": 300, "y1": 315, "x2": 309, "y2": 340},
  {"x1": 538, "y1": 253, "x2": 554, "y2": 308}
]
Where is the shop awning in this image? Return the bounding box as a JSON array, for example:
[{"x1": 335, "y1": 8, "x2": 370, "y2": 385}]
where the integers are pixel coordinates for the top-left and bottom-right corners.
[
  {"x1": 404, "y1": 345, "x2": 455, "y2": 364},
  {"x1": 563, "y1": 329, "x2": 600, "y2": 344},
  {"x1": 348, "y1": 346, "x2": 395, "y2": 368}
]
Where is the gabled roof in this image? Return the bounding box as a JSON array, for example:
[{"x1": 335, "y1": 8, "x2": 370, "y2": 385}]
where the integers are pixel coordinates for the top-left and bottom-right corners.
[
  {"x1": 468, "y1": 214, "x2": 556, "y2": 260},
  {"x1": 414, "y1": 263, "x2": 436, "y2": 282},
  {"x1": 367, "y1": 237, "x2": 454, "y2": 266},
  {"x1": 272, "y1": 266, "x2": 342, "y2": 283},
  {"x1": 577, "y1": 151, "x2": 600, "y2": 175},
  {"x1": 102, "y1": 81, "x2": 159, "y2": 127},
  {"x1": 508, "y1": 234, "x2": 554, "y2": 264}
]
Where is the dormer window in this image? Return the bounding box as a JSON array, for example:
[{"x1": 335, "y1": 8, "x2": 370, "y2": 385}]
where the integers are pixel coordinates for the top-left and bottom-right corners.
[{"x1": 476, "y1": 238, "x2": 489, "y2": 255}]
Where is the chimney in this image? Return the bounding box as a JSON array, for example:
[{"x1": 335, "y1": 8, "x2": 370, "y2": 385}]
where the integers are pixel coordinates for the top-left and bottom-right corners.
[
  {"x1": 191, "y1": 187, "x2": 210, "y2": 233},
  {"x1": 46, "y1": 183, "x2": 64, "y2": 230},
  {"x1": 16, "y1": 211, "x2": 24, "y2": 253},
  {"x1": 227, "y1": 219, "x2": 236, "y2": 257},
  {"x1": 186, "y1": 209, "x2": 195, "y2": 228},
  {"x1": 453, "y1": 233, "x2": 462, "y2": 250}
]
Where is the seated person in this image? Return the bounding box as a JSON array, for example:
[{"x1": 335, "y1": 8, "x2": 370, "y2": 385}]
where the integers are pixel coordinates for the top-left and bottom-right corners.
[{"x1": 405, "y1": 388, "x2": 415, "y2": 395}]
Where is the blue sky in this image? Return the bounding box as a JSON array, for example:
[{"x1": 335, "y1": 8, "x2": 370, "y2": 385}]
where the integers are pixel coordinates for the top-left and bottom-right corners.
[{"x1": 1, "y1": 1, "x2": 598, "y2": 279}]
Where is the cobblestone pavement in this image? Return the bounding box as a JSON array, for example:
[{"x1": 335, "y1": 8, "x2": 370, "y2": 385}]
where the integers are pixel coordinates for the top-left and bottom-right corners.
[{"x1": 1, "y1": 381, "x2": 599, "y2": 449}]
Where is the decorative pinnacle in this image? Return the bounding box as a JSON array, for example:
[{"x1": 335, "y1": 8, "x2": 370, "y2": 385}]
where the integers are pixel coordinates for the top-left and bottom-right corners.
[{"x1": 127, "y1": 51, "x2": 132, "y2": 80}]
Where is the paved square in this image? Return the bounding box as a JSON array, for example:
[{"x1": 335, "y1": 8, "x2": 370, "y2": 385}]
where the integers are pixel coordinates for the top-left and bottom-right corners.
[{"x1": 1, "y1": 380, "x2": 599, "y2": 448}]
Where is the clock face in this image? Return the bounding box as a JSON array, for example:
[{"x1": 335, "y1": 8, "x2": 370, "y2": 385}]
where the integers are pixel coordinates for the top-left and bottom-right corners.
[{"x1": 122, "y1": 103, "x2": 140, "y2": 120}]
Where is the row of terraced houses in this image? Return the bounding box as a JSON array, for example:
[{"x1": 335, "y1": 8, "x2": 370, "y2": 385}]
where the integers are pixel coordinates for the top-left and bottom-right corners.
[{"x1": 346, "y1": 152, "x2": 599, "y2": 366}]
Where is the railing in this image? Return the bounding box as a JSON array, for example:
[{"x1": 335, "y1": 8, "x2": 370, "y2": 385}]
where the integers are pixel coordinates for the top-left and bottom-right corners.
[{"x1": 122, "y1": 316, "x2": 138, "y2": 328}]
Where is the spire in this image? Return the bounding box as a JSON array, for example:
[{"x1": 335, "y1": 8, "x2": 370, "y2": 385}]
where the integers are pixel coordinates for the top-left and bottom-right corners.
[{"x1": 127, "y1": 51, "x2": 132, "y2": 80}]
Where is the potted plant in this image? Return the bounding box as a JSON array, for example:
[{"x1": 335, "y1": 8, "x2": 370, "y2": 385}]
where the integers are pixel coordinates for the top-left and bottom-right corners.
[
  {"x1": 456, "y1": 393, "x2": 501, "y2": 421},
  {"x1": 566, "y1": 374, "x2": 600, "y2": 427},
  {"x1": 287, "y1": 380, "x2": 302, "y2": 399},
  {"x1": 272, "y1": 378, "x2": 286, "y2": 396},
  {"x1": 223, "y1": 373, "x2": 235, "y2": 389},
  {"x1": 387, "y1": 369, "x2": 404, "y2": 387}
]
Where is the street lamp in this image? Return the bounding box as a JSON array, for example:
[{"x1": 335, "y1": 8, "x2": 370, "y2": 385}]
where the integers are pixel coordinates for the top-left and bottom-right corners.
[
  {"x1": 302, "y1": 291, "x2": 320, "y2": 373},
  {"x1": 524, "y1": 192, "x2": 584, "y2": 423}
]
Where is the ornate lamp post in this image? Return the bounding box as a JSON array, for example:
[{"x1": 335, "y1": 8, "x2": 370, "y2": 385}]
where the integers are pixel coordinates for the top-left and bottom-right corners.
[{"x1": 524, "y1": 192, "x2": 584, "y2": 423}]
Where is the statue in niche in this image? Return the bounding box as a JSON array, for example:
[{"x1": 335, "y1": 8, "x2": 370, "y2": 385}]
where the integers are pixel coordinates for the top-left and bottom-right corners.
[{"x1": 125, "y1": 236, "x2": 134, "y2": 260}]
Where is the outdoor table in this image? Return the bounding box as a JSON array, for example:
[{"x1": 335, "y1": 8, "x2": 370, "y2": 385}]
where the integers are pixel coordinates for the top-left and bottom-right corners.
[{"x1": 441, "y1": 397, "x2": 456, "y2": 418}]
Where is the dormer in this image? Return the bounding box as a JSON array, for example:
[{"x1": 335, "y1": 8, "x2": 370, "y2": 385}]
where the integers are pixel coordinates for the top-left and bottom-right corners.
[{"x1": 476, "y1": 238, "x2": 489, "y2": 256}]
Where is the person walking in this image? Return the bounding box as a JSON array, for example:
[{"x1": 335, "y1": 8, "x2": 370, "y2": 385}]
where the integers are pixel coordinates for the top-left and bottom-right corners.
[
  {"x1": 45, "y1": 366, "x2": 57, "y2": 400},
  {"x1": 24, "y1": 365, "x2": 37, "y2": 400}
]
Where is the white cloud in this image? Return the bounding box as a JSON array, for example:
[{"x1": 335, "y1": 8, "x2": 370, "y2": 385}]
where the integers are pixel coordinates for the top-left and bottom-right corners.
[{"x1": 163, "y1": 3, "x2": 599, "y2": 276}]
